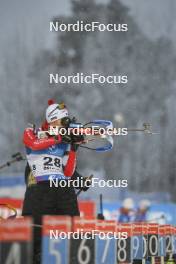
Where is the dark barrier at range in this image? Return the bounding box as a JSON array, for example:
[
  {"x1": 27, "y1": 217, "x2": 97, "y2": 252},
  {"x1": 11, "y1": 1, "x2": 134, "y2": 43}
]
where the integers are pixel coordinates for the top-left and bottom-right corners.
[{"x1": 0, "y1": 217, "x2": 32, "y2": 264}]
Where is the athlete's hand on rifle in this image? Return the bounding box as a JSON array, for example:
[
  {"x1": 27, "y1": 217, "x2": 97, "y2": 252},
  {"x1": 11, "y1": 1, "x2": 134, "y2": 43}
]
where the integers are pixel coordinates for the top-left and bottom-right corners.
[
  {"x1": 71, "y1": 172, "x2": 93, "y2": 192},
  {"x1": 59, "y1": 133, "x2": 85, "y2": 151},
  {"x1": 60, "y1": 134, "x2": 72, "y2": 144},
  {"x1": 76, "y1": 175, "x2": 93, "y2": 196},
  {"x1": 71, "y1": 134, "x2": 85, "y2": 151},
  {"x1": 80, "y1": 175, "x2": 93, "y2": 191}
]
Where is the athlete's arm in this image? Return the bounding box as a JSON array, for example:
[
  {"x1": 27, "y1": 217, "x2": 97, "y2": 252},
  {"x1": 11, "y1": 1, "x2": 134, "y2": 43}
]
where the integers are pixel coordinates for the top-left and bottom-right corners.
[
  {"x1": 63, "y1": 148, "x2": 76, "y2": 177},
  {"x1": 23, "y1": 128, "x2": 62, "y2": 151}
]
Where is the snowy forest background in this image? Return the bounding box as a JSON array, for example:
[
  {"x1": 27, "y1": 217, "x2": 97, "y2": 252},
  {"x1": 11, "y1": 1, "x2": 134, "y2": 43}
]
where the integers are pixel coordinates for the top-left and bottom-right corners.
[{"x1": 0, "y1": 0, "x2": 176, "y2": 200}]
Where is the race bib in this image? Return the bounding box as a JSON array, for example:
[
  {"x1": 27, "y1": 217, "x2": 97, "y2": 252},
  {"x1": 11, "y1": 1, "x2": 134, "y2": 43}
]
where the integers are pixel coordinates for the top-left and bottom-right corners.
[{"x1": 27, "y1": 154, "x2": 63, "y2": 177}]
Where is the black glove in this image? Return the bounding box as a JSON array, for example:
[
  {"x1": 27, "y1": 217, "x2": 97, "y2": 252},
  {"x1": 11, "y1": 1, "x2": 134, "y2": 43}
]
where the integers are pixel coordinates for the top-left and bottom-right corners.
[
  {"x1": 70, "y1": 134, "x2": 85, "y2": 151},
  {"x1": 81, "y1": 176, "x2": 93, "y2": 191},
  {"x1": 60, "y1": 132, "x2": 84, "y2": 151},
  {"x1": 71, "y1": 134, "x2": 85, "y2": 143},
  {"x1": 61, "y1": 134, "x2": 72, "y2": 144},
  {"x1": 72, "y1": 171, "x2": 93, "y2": 191},
  {"x1": 60, "y1": 134, "x2": 81, "y2": 151}
]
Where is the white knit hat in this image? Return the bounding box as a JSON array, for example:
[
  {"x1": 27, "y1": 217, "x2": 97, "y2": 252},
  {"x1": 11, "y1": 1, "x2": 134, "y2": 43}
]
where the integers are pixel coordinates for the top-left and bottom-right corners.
[
  {"x1": 122, "y1": 198, "x2": 134, "y2": 210},
  {"x1": 46, "y1": 100, "x2": 68, "y2": 123}
]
